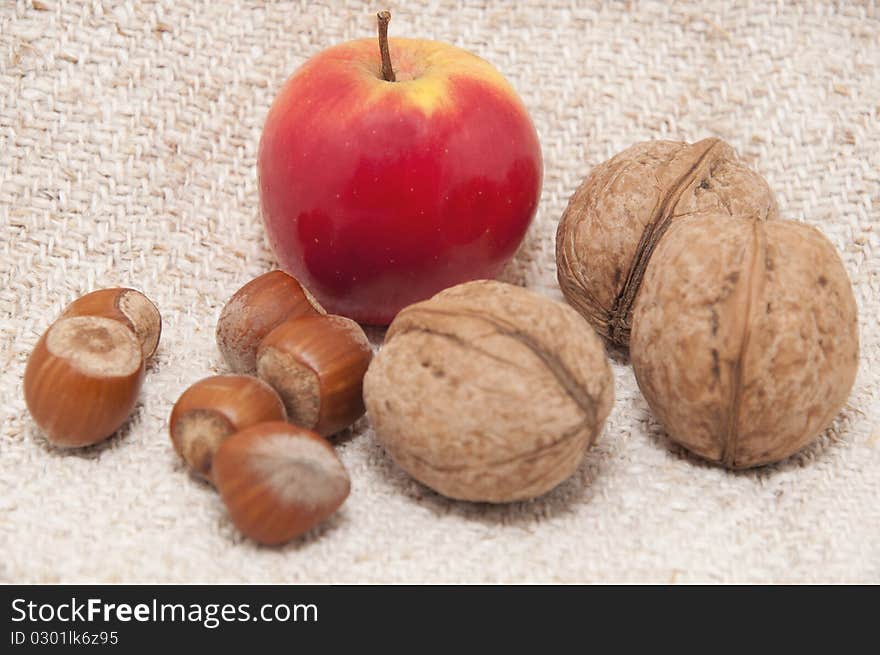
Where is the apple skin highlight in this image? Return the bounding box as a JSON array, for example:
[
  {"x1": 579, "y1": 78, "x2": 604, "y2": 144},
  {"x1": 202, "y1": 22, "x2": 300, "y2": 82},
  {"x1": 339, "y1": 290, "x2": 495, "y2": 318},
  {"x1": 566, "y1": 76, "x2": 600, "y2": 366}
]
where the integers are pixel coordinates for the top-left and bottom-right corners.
[{"x1": 258, "y1": 37, "x2": 543, "y2": 325}]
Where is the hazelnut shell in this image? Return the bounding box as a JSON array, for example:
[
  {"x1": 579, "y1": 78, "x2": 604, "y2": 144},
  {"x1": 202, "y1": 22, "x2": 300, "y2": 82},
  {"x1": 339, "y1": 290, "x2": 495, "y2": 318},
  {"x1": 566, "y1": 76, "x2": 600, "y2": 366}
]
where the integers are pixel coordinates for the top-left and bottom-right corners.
[
  {"x1": 23, "y1": 316, "x2": 145, "y2": 447},
  {"x1": 256, "y1": 314, "x2": 372, "y2": 436},
  {"x1": 212, "y1": 421, "x2": 350, "y2": 545},
  {"x1": 61, "y1": 287, "x2": 162, "y2": 360},
  {"x1": 216, "y1": 270, "x2": 325, "y2": 374},
  {"x1": 169, "y1": 375, "x2": 287, "y2": 481}
]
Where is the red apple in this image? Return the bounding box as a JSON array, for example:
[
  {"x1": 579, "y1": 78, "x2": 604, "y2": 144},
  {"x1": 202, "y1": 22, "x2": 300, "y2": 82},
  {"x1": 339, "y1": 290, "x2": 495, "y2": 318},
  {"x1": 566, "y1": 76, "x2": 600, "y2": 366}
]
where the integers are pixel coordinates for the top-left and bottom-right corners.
[{"x1": 258, "y1": 12, "x2": 542, "y2": 325}]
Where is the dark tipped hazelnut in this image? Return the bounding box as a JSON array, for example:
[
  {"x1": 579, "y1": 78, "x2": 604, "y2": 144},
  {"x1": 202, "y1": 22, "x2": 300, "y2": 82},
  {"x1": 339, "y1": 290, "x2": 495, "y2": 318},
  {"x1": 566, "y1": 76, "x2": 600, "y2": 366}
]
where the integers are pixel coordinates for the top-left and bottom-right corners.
[
  {"x1": 61, "y1": 287, "x2": 161, "y2": 360},
  {"x1": 216, "y1": 270, "x2": 325, "y2": 374},
  {"x1": 169, "y1": 375, "x2": 287, "y2": 481},
  {"x1": 212, "y1": 421, "x2": 350, "y2": 545},
  {"x1": 24, "y1": 316, "x2": 145, "y2": 447},
  {"x1": 256, "y1": 314, "x2": 372, "y2": 436}
]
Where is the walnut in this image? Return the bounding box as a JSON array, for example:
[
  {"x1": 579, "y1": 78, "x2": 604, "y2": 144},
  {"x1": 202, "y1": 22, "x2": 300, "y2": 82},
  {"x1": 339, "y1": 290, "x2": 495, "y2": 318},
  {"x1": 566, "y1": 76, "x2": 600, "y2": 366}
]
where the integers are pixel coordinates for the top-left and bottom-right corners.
[
  {"x1": 630, "y1": 215, "x2": 859, "y2": 468},
  {"x1": 556, "y1": 138, "x2": 777, "y2": 350},
  {"x1": 363, "y1": 280, "x2": 614, "y2": 502}
]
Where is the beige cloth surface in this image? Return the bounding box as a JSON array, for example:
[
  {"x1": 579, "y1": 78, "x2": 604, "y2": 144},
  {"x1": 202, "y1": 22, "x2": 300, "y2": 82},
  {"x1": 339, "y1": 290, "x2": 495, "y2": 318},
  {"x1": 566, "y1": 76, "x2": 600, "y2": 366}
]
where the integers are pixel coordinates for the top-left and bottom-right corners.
[{"x1": 1, "y1": 1, "x2": 878, "y2": 583}]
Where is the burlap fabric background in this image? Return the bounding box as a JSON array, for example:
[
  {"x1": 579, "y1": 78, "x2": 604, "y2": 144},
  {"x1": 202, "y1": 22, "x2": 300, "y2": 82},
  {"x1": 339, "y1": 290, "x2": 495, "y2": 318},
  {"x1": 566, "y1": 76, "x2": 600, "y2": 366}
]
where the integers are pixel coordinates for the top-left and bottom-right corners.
[{"x1": 1, "y1": 1, "x2": 878, "y2": 583}]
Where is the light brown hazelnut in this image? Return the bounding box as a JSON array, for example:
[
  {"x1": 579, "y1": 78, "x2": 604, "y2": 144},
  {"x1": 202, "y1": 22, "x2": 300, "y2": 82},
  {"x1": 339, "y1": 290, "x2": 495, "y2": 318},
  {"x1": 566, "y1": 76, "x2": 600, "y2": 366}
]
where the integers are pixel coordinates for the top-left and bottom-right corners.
[
  {"x1": 216, "y1": 270, "x2": 325, "y2": 374},
  {"x1": 169, "y1": 375, "x2": 287, "y2": 481},
  {"x1": 212, "y1": 421, "x2": 350, "y2": 545},
  {"x1": 630, "y1": 215, "x2": 859, "y2": 468},
  {"x1": 61, "y1": 287, "x2": 162, "y2": 360},
  {"x1": 556, "y1": 138, "x2": 777, "y2": 350},
  {"x1": 363, "y1": 280, "x2": 614, "y2": 503},
  {"x1": 23, "y1": 316, "x2": 145, "y2": 447},
  {"x1": 255, "y1": 314, "x2": 372, "y2": 436}
]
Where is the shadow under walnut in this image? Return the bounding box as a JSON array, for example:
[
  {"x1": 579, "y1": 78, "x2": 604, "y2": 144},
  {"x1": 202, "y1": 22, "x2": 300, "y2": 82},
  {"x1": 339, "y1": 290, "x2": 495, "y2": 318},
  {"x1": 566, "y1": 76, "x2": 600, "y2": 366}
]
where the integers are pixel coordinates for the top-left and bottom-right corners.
[
  {"x1": 637, "y1": 394, "x2": 858, "y2": 476},
  {"x1": 362, "y1": 429, "x2": 608, "y2": 526}
]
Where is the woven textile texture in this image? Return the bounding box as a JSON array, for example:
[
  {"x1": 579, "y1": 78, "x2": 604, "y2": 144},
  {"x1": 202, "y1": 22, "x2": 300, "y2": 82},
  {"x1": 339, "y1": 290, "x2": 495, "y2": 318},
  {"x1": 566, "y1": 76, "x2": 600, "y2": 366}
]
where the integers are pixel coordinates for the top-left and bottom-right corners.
[{"x1": 1, "y1": 0, "x2": 878, "y2": 583}]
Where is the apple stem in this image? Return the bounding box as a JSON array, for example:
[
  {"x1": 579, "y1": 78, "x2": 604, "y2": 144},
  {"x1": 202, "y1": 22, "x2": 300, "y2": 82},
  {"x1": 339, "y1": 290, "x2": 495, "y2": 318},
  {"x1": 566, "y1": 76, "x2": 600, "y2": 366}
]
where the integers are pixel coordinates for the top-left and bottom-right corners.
[{"x1": 377, "y1": 10, "x2": 396, "y2": 82}]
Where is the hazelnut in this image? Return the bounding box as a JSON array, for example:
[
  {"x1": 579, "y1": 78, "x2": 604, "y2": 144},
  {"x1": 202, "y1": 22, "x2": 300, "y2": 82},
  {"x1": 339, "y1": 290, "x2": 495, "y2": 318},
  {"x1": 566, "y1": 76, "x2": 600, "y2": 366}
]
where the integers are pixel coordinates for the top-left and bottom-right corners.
[
  {"x1": 216, "y1": 270, "x2": 325, "y2": 374},
  {"x1": 556, "y1": 138, "x2": 777, "y2": 349},
  {"x1": 23, "y1": 316, "x2": 145, "y2": 447},
  {"x1": 255, "y1": 314, "x2": 372, "y2": 436},
  {"x1": 60, "y1": 287, "x2": 162, "y2": 360},
  {"x1": 630, "y1": 215, "x2": 859, "y2": 468},
  {"x1": 212, "y1": 421, "x2": 350, "y2": 545},
  {"x1": 169, "y1": 375, "x2": 287, "y2": 481},
  {"x1": 363, "y1": 280, "x2": 614, "y2": 503}
]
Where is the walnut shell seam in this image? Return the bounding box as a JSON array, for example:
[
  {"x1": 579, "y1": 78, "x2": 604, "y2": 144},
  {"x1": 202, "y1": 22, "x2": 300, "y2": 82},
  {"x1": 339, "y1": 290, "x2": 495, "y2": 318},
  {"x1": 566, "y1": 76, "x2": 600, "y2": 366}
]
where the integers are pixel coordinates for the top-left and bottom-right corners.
[
  {"x1": 388, "y1": 305, "x2": 604, "y2": 430},
  {"x1": 606, "y1": 138, "x2": 726, "y2": 346},
  {"x1": 557, "y1": 137, "x2": 777, "y2": 350}
]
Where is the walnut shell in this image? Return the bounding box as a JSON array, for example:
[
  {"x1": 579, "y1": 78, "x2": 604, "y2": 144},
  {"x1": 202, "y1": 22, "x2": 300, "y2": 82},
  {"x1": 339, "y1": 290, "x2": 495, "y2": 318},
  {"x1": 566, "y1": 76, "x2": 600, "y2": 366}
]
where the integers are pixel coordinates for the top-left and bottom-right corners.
[
  {"x1": 630, "y1": 215, "x2": 859, "y2": 468},
  {"x1": 556, "y1": 138, "x2": 778, "y2": 350},
  {"x1": 363, "y1": 280, "x2": 614, "y2": 502}
]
